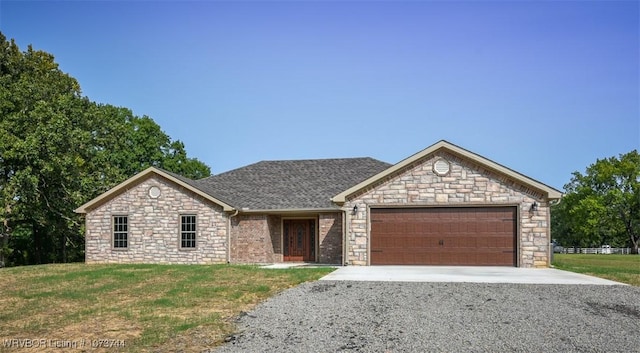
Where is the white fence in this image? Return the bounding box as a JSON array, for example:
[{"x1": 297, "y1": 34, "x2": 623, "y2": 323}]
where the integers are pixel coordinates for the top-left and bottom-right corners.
[{"x1": 559, "y1": 247, "x2": 634, "y2": 255}]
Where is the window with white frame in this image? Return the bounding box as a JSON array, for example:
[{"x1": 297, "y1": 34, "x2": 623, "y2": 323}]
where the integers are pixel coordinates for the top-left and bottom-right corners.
[
  {"x1": 113, "y1": 215, "x2": 128, "y2": 249},
  {"x1": 180, "y1": 215, "x2": 196, "y2": 248}
]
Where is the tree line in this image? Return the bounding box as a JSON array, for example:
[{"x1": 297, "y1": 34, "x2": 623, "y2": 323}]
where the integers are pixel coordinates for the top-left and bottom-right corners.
[
  {"x1": 0, "y1": 33, "x2": 210, "y2": 266},
  {"x1": 551, "y1": 150, "x2": 639, "y2": 254}
]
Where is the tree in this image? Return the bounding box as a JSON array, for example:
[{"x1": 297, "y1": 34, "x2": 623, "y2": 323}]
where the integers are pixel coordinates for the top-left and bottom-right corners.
[
  {"x1": 552, "y1": 150, "x2": 640, "y2": 253},
  {"x1": 86, "y1": 104, "x2": 210, "y2": 190},
  {"x1": 0, "y1": 33, "x2": 88, "y2": 264},
  {"x1": 0, "y1": 32, "x2": 210, "y2": 266}
]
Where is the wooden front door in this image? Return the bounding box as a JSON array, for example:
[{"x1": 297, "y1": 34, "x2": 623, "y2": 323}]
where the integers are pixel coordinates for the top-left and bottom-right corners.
[{"x1": 283, "y1": 219, "x2": 315, "y2": 262}]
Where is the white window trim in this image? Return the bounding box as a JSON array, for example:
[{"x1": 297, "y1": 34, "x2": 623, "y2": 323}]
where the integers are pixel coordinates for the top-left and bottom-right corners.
[
  {"x1": 179, "y1": 214, "x2": 197, "y2": 250},
  {"x1": 112, "y1": 215, "x2": 129, "y2": 250}
]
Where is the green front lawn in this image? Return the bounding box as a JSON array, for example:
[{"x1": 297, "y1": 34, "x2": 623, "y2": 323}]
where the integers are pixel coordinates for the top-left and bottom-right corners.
[
  {"x1": 0, "y1": 264, "x2": 334, "y2": 352},
  {"x1": 552, "y1": 254, "x2": 640, "y2": 286}
]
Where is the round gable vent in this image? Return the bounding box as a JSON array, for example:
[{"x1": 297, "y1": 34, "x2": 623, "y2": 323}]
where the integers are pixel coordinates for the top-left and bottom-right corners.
[
  {"x1": 148, "y1": 186, "x2": 161, "y2": 199},
  {"x1": 433, "y1": 159, "x2": 451, "y2": 176}
]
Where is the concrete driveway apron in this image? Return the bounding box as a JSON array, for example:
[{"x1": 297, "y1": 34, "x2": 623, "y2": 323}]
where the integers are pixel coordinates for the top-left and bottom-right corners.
[{"x1": 319, "y1": 266, "x2": 625, "y2": 285}]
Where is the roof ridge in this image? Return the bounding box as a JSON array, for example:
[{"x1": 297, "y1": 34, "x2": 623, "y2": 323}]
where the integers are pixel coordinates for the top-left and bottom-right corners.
[
  {"x1": 256, "y1": 156, "x2": 386, "y2": 162},
  {"x1": 198, "y1": 157, "x2": 392, "y2": 181}
]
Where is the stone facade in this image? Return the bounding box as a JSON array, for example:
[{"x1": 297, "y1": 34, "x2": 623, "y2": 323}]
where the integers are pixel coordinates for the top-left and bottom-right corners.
[
  {"x1": 85, "y1": 175, "x2": 344, "y2": 265},
  {"x1": 85, "y1": 175, "x2": 228, "y2": 264},
  {"x1": 344, "y1": 151, "x2": 550, "y2": 268},
  {"x1": 82, "y1": 144, "x2": 556, "y2": 267}
]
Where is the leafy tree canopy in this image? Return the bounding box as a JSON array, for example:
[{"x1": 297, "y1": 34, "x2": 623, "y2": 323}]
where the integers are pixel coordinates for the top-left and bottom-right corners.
[
  {"x1": 0, "y1": 32, "x2": 210, "y2": 266},
  {"x1": 552, "y1": 150, "x2": 640, "y2": 254}
]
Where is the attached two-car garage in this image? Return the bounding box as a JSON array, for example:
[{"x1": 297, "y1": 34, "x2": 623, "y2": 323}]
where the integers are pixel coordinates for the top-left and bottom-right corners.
[{"x1": 370, "y1": 207, "x2": 517, "y2": 266}]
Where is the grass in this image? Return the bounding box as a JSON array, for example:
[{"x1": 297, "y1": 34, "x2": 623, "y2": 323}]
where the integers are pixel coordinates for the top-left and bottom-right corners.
[
  {"x1": 552, "y1": 254, "x2": 640, "y2": 286},
  {"x1": 0, "y1": 263, "x2": 334, "y2": 352}
]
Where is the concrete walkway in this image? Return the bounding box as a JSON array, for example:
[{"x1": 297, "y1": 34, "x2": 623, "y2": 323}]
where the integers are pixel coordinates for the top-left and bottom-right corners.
[{"x1": 319, "y1": 266, "x2": 625, "y2": 285}]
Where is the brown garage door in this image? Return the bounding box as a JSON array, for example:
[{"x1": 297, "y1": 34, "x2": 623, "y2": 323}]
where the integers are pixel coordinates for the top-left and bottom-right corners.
[{"x1": 370, "y1": 207, "x2": 517, "y2": 266}]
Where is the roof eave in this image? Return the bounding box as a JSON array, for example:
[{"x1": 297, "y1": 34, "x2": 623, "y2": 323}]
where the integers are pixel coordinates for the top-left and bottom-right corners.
[
  {"x1": 74, "y1": 167, "x2": 235, "y2": 214},
  {"x1": 546, "y1": 190, "x2": 564, "y2": 200},
  {"x1": 238, "y1": 207, "x2": 342, "y2": 214}
]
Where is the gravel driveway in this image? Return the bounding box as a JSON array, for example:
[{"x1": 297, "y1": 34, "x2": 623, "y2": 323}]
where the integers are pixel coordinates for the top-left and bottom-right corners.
[{"x1": 214, "y1": 281, "x2": 640, "y2": 353}]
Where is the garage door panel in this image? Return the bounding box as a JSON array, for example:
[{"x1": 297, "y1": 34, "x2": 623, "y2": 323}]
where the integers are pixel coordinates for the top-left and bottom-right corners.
[
  {"x1": 370, "y1": 207, "x2": 517, "y2": 266},
  {"x1": 374, "y1": 249, "x2": 508, "y2": 266}
]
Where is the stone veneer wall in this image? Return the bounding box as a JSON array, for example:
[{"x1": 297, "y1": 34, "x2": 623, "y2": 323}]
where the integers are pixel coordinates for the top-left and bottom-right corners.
[
  {"x1": 85, "y1": 175, "x2": 228, "y2": 264},
  {"x1": 345, "y1": 151, "x2": 550, "y2": 268}
]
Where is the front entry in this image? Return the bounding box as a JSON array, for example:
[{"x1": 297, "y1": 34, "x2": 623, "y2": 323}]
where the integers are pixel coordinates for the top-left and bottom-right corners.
[{"x1": 283, "y1": 219, "x2": 315, "y2": 262}]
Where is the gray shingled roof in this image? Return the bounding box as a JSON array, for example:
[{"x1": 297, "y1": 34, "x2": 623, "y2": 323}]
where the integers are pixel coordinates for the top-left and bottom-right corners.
[
  {"x1": 159, "y1": 168, "x2": 205, "y2": 190},
  {"x1": 194, "y1": 158, "x2": 392, "y2": 210}
]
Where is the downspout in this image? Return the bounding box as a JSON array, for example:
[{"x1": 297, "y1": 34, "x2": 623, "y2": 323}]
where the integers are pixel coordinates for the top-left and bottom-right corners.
[
  {"x1": 548, "y1": 195, "x2": 563, "y2": 267},
  {"x1": 227, "y1": 209, "x2": 239, "y2": 264},
  {"x1": 546, "y1": 199, "x2": 552, "y2": 267}
]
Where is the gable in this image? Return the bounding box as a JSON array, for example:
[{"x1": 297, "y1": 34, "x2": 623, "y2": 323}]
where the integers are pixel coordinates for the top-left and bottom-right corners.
[
  {"x1": 75, "y1": 167, "x2": 234, "y2": 214},
  {"x1": 332, "y1": 140, "x2": 562, "y2": 203}
]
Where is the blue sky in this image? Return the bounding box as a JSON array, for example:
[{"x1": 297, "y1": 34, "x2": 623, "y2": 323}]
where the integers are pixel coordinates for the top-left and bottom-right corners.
[{"x1": 1, "y1": 0, "x2": 638, "y2": 190}]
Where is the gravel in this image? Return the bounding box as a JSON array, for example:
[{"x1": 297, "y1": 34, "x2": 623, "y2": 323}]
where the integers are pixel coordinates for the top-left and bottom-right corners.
[{"x1": 213, "y1": 281, "x2": 640, "y2": 353}]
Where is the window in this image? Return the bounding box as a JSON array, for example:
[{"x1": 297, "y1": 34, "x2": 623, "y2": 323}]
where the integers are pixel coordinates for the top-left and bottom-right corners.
[
  {"x1": 113, "y1": 216, "x2": 128, "y2": 249},
  {"x1": 180, "y1": 215, "x2": 196, "y2": 248}
]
